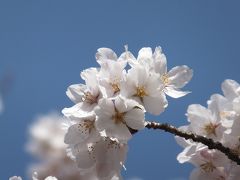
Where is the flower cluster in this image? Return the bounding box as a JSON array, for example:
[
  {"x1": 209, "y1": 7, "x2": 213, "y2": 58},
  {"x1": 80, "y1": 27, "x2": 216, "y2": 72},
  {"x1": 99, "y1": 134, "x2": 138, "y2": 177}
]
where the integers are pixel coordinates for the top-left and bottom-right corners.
[
  {"x1": 176, "y1": 79, "x2": 240, "y2": 180},
  {"x1": 62, "y1": 46, "x2": 193, "y2": 179}
]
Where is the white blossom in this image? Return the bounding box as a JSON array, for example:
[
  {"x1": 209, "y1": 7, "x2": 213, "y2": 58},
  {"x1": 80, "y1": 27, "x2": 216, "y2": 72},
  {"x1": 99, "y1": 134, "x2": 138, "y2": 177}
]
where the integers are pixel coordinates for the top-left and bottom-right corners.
[
  {"x1": 26, "y1": 112, "x2": 82, "y2": 180},
  {"x1": 63, "y1": 68, "x2": 102, "y2": 117},
  {"x1": 9, "y1": 176, "x2": 22, "y2": 180},
  {"x1": 121, "y1": 64, "x2": 167, "y2": 115},
  {"x1": 127, "y1": 47, "x2": 193, "y2": 98},
  {"x1": 9, "y1": 172, "x2": 58, "y2": 180},
  {"x1": 70, "y1": 137, "x2": 128, "y2": 180},
  {"x1": 95, "y1": 96, "x2": 145, "y2": 142},
  {"x1": 0, "y1": 94, "x2": 3, "y2": 114}
]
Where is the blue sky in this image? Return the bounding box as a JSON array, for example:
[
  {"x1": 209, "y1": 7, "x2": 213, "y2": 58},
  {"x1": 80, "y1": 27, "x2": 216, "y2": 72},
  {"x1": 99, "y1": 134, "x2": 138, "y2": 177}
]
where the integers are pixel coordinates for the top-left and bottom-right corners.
[{"x1": 1, "y1": 0, "x2": 240, "y2": 179}]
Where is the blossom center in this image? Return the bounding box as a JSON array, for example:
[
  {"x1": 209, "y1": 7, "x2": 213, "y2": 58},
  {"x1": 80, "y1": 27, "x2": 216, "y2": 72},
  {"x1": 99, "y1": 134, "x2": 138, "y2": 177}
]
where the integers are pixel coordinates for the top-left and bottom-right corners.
[
  {"x1": 82, "y1": 92, "x2": 98, "y2": 104},
  {"x1": 78, "y1": 120, "x2": 95, "y2": 134},
  {"x1": 105, "y1": 138, "x2": 120, "y2": 149},
  {"x1": 161, "y1": 74, "x2": 170, "y2": 86},
  {"x1": 135, "y1": 86, "x2": 148, "y2": 98},
  {"x1": 110, "y1": 83, "x2": 120, "y2": 94},
  {"x1": 200, "y1": 161, "x2": 216, "y2": 172},
  {"x1": 204, "y1": 122, "x2": 219, "y2": 136}
]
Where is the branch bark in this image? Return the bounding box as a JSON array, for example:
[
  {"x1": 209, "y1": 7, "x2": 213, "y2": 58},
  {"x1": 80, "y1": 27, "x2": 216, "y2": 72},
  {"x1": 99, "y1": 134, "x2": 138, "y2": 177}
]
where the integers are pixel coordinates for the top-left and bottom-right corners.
[{"x1": 145, "y1": 121, "x2": 240, "y2": 165}]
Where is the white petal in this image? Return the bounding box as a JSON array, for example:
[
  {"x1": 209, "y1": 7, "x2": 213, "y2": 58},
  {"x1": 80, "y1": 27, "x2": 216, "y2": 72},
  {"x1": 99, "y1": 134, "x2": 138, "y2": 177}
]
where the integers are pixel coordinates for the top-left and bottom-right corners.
[
  {"x1": 128, "y1": 65, "x2": 148, "y2": 86},
  {"x1": 165, "y1": 87, "x2": 190, "y2": 98},
  {"x1": 120, "y1": 76, "x2": 137, "y2": 98},
  {"x1": 175, "y1": 125, "x2": 193, "y2": 148},
  {"x1": 168, "y1": 65, "x2": 193, "y2": 88},
  {"x1": 143, "y1": 94, "x2": 168, "y2": 115},
  {"x1": 119, "y1": 50, "x2": 136, "y2": 66},
  {"x1": 64, "y1": 122, "x2": 94, "y2": 144},
  {"x1": 207, "y1": 94, "x2": 231, "y2": 120},
  {"x1": 187, "y1": 104, "x2": 212, "y2": 123},
  {"x1": 96, "y1": 162, "x2": 115, "y2": 179},
  {"x1": 106, "y1": 123, "x2": 132, "y2": 142},
  {"x1": 66, "y1": 84, "x2": 85, "y2": 103},
  {"x1": 187, "y1": 104, "x2": 214, "y2": 135},
  {"x1": 96, "y1": 48, "x2": 118, "y2": 61},
  {"x1": 124, "y1": 108, "x2": 145, "y2": 130},
  {"x1": 95, "y1": 98, "x2": 115, "y2": 117},
  {"x1": 153, "y1": 46, "x2": 167, "y2": 74},
  {"x1": 177, "y1": 145, "x2": 197, "y2": 163},
  {"x1": 44, "y1": 177, "x2": 58, "y2": 180},
  {"x1": 222, "y1": 79, "x2": 240, "y2": 101},
  {"x1": 114, "y1": 96, "x2": 128, "y2": 113},
  {"x1": 145, "y1": 72, "x2": 163, "y2": 93},
  {"x1": 137, "y1": 47, "x2": 153, "y2": 60},
  {"x1": 62, "y1": 103, "x2": 94, "y2": 119},
  {"x1": 76, "y1": 150, "x2": 96, "y2": 169},
  {"x1": 81, "y1": 68, "x2": 99, "y2": 88}
]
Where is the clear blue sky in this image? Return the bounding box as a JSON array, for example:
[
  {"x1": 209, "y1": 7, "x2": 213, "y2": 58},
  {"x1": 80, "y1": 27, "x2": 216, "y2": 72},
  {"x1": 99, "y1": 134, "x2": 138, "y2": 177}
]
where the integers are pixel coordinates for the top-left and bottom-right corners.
[{"x1": 0, "y1": 0, "x2": 240, "y2": 179}]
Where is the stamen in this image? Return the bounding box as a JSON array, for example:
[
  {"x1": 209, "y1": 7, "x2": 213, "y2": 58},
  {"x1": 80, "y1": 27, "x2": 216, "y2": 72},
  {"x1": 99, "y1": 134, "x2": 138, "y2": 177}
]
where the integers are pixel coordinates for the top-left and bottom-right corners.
[
  {"x1": 161, "y1": 74, "x2": 170, "y2": 86},
  {"x1": 78, "y1": 120, "x2": 95, "y2": 134},
  {"x1": 110, "y1": 83, "x2": 120, "y2": 94},
  {"x1": 135, "y1": 86, "x2": 148, "y2": 98},
  {"x1": 200, "y1": 161, "x2": 216, "y2": 173},
  {"x1": 204, "y1": 122, "x2": 219, "y2": 136},
  {"x1": 82, "y1": 92, "x2": 98, "y2": 104}
]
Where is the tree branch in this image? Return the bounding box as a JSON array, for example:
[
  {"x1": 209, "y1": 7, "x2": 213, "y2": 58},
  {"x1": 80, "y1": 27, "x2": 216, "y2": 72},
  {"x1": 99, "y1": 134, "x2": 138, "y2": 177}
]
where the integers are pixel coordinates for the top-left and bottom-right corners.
[{"x1": 145, "y1": 121, "x2": 240, "y2": 165}]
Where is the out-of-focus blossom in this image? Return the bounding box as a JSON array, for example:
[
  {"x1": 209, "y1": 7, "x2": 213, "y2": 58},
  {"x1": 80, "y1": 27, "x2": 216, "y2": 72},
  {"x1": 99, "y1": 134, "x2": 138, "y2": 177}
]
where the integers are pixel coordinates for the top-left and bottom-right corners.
[
  {"x1": 9, "y1": 176, "x2": 22, "y2": 180},
  {"x1": 26, "y1": 112, "x2": 82, "y2": 180},
  {"x1": 9, "y1": 172, "x2": 58, "y2": 180},
  {"x1": 176, "y1": 79, "x2": 240, "y2": 180},
  {"x1": 0, "y1": 94, "x2": 3, "y2": 114}
]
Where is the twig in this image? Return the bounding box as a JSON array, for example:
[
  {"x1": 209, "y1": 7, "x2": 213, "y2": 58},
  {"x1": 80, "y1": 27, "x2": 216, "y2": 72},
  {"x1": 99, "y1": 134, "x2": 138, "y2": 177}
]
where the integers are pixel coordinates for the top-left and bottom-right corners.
[{"x1": 145, "y1": 121, "x2": 240, "y2": 165}]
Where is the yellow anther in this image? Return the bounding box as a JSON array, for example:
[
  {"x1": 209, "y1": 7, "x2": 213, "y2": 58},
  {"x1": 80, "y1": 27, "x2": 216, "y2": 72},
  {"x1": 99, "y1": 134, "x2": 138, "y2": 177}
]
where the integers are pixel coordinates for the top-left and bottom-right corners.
[
  {"x1": 204, "y1": 122, "x2": 219, "y2": 136},
  {"x1": 161, "y1": 74, "x2": 170, "y2": 85}
]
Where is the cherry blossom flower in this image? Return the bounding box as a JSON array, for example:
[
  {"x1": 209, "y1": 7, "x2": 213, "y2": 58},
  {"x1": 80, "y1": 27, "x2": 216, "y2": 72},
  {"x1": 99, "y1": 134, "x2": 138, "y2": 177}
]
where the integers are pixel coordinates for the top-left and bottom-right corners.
[
  {"x1": 98, "y1": 60, "x2": 127, "y2": 97},
  {"x1": 120, "y1": 64, "x2": 167, "y2": 115},
  {"x1": 95, "y1": 96, "x2": 145, "y2": 142},
  {"x1": 64, "y1": 112, "x2": 100, "y2": 145},
  {"x1": 69, "y1": 137, "x2": 127, "y2": 180},
  {"x1": 187, "y1": 103, "x2": 226, "y2": 140},
  {"x1": 127, "y1": 47, "x2": 193, "y2": 99},
  {"x1": 63, "y1": 68, "x2": 102, "y2": 118},
  {"x1": 26, "y1": 113, "x2": 68, "y2": 159}
]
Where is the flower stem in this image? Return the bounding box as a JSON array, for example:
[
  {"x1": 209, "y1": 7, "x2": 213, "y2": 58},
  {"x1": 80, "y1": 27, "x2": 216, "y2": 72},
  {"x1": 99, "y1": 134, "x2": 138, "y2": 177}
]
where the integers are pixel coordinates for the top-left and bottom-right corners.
[{"x1": 145, "y1": 121, "x2": 240, "y2": 165}]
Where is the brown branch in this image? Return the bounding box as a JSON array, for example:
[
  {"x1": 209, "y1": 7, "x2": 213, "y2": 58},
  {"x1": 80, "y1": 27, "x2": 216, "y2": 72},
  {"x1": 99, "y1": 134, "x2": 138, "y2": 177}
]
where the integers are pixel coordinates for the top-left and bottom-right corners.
[{"x1": 145, "y1": 121, "x2": 240, "y2": 165}]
